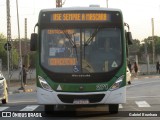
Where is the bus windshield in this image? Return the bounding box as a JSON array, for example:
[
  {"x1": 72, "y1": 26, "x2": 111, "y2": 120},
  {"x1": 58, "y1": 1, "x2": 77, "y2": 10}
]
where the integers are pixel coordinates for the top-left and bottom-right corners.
[{"x1": 41, "y1": 27, "x2": 122, "y2": 73}]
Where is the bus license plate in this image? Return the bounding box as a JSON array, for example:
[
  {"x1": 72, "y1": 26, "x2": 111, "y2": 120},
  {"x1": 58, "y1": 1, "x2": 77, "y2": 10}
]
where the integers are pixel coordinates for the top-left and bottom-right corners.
[{"x1": 73, "y1": 99, "x2": 89, "y2": 104}]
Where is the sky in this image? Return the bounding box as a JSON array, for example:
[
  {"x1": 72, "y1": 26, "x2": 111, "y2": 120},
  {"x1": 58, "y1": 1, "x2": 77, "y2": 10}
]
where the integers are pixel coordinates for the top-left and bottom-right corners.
[{"x1": 0, "y1": 0, "x2": 160, "y2": 41}]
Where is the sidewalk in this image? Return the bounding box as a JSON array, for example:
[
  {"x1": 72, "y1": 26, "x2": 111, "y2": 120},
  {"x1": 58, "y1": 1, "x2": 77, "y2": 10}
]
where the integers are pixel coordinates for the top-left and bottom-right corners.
[
  {"x1": 2, "y1": 69, "x2": 36, "y2": 94},
  {"x1": 8, "y1": 79, "x2": 36, "y2": 94},
  {"x1": 132, "y1": 73, "x2": 160, "y2": 79}
]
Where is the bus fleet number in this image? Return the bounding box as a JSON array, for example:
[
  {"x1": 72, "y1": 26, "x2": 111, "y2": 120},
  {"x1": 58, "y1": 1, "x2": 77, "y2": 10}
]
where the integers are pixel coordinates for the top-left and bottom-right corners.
[{"x1": 96, "y1": 84, "x2": 108, "y2": 91}]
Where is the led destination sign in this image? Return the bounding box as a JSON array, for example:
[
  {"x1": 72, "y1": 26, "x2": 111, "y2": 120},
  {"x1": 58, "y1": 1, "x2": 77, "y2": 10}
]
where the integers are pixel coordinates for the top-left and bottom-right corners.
[
  {"x1": 49, "y1": 58, "x2": 77, "y2": 66},
  {"x1": 51, "y1": 13, "x2": 110, "y2": 22}
]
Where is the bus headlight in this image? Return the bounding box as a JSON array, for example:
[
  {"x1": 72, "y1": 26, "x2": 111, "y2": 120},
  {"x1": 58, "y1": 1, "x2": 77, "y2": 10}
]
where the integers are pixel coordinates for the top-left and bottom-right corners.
[
  {"x1": 109, "y1": 75, "x2": 124, "y2": 91},
  {"x1": 38, "y1": 76, "x2": 53, "y2": 92}
]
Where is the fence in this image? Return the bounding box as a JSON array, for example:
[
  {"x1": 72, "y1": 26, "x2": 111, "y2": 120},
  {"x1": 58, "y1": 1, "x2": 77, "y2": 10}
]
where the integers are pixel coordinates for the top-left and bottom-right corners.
[{"x1": 136, "y1": 64, "x2": 157, "y2": 75}]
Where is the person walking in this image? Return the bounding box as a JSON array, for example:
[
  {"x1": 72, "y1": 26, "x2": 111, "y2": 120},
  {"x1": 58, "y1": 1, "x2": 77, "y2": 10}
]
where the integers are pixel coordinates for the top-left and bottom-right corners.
[
  {"x1": 22, "y1": 65, "x2": 27, "y2": 86},
  {"x1": 156, "y1": 61, "x2": 160, "y2": 74},
  {"x1": 133, "y1": 62, "x2": 138, "y2": 76},
  {"x1": 128, "y1": 61, "x2": 132, "y2": 73}
]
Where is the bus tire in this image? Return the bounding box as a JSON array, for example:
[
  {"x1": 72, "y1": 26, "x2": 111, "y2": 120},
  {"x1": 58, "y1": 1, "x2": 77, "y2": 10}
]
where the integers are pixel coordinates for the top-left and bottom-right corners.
[
  {"x1": 109, "y1": 104, "x2": 119, "y2": 114},
  {"x1": 44, "y1": 105, "x2": 55, "y2": 114}
]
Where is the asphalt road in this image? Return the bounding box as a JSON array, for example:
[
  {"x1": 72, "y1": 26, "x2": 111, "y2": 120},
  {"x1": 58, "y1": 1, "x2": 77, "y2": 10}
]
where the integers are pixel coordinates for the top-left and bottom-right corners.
[{"x1": 0, "y1": 76, "x2": 160, "y2": 120}]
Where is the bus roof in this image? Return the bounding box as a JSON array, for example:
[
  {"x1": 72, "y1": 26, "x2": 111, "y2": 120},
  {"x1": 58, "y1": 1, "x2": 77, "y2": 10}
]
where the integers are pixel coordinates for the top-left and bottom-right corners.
[{"x1": 40, "y1": 7, "x2": 122, "y2": 13}]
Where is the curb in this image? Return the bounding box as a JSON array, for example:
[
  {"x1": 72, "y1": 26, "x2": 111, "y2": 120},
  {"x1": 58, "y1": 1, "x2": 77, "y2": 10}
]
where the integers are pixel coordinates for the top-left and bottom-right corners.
[
  {"x1": 131, "y1": 75, "x2": 160, "y2": 80},
  {"x1": 9, "y1": 88, "x2": 36, "y2": 94}
]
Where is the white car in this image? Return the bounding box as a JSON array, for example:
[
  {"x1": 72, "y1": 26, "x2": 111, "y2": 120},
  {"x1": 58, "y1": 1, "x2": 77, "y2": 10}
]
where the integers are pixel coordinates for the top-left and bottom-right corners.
[
  {"x1": 126, "y1": 67, "x2": 131, "y2": 85},
  {"x1": 0, "y1": 71, "x2": 8, "y2": 104}
]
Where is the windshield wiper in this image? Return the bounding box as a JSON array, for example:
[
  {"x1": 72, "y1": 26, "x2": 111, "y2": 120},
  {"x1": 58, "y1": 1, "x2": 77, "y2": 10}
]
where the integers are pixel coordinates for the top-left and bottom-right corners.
[
  {"x1": 83, "y1": 26, "x2": 101, "y2": 59},
  {"x1": 84, "y1": 26, "x2": 101, "y2": 46},
  {"x1": 61, "y1": 30, "x2": 76, "y2": 48},
  {"x1": 61, "y1": 29, "x2": 79, "y2": 64}
]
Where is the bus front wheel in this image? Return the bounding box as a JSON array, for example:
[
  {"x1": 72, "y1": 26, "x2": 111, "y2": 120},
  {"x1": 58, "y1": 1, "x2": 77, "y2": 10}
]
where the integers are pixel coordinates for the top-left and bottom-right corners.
[
  {"x1": 109, "y1": 104, "x2": 119, "y2": 114},
  {"x1": 44, "y1": 105, "x2": 55, "y2": 114}
]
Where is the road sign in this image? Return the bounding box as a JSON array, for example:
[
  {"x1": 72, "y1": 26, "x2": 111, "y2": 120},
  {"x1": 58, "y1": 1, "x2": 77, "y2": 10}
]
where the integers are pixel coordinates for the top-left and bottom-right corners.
[{"x1": 4, "y1": 42, "x2": 12, "y2": 51}]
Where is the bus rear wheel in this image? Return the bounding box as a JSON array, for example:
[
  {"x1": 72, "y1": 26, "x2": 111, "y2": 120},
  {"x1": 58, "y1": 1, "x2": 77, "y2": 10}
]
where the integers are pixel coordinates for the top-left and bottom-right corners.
[{"x1": 109, "y1": 104, "x2": 119, "y2": 114}]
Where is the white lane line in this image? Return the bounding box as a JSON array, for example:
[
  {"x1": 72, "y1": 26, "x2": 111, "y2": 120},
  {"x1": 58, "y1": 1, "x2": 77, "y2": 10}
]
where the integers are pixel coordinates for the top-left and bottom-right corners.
[
  {"x1": 0, "y1": 107, "x2": 9, "y2": 111},
  {"x1": 127, "y1": 95, "x2": 160, "y2": 99},
  {"x1": 20, "y1": 105, "x2": 39, "y2": 111},
  {"x1": 135, "y1": 101, "x2": 151, "y2": 107},
  {"x1": 119, "y1": 104, "x2": 123, "y2": 109}
]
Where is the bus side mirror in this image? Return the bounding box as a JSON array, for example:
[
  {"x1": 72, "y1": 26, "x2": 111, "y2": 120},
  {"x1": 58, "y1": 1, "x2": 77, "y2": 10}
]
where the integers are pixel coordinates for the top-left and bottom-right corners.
[
  {"x1": 30, "y1": 33, "x2": 37, "y2": 51},
  {"x1": 126, "y1": 32, "x2": 133, "y2": 45}
]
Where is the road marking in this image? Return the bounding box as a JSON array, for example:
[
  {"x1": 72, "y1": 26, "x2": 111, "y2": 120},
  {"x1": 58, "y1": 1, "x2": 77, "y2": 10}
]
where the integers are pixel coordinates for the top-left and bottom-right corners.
[
  {"x1": 127, "y1": 95, "x2": 160, "y2": 99},
  {"x1": 0, "y1": 107, "x2": 9, "y2": 111},
  {"x1": 20, "y1": 105, "x2": 39, "y2": 111},
  {"x1": 135, "y1": 101, "x2": 151, "y2": 107},
  {"x1": 119, "y1": 104, "x2": 123, "y2": 108}
]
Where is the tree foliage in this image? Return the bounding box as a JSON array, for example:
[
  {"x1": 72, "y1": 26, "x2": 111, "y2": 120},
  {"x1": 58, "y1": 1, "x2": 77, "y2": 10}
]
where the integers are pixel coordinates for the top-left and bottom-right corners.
[
  {"x1": 128, "y1": 39, "x2": 140, "y2": 55},
  {"x1": 129, "y1": 36, "x2": 160, "y2": 63},
  {"x1": 0, "y1": 33, "x2": 19, "y2": 69},
  {"x1": 0, "y1": 33, "x2": 7, "y2": 67}
]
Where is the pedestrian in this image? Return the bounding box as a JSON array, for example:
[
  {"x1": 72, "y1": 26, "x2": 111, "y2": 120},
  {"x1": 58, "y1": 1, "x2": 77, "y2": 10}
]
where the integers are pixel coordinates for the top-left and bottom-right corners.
[
  {"x1": 156, "y1": 61, "x2": 160, "y2": 73},
  {"x1": 22, "y1": 65, "x2": 27, "y2": 86},
  {"x1": 128, "y1": 61, "x2": 132, "y2": 72},
  {"x1": 133, "y1": 62, "x2": 138, "y2": 76}
]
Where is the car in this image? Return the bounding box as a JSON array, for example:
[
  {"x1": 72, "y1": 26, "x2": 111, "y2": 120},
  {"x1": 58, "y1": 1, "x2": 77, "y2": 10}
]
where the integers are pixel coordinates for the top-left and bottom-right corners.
[
  {"x1": 126, "y1": 67, "x2": 131, "y2": 85},
  {"x1": 0, "y1": 71, "x2": 8, "y2": 104}
]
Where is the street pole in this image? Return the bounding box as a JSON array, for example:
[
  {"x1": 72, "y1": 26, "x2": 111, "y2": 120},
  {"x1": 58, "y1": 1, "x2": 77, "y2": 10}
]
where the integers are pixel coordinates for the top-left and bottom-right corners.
[
  {"x1": 106, "y1": 0, "x2": 108, "y2": 8},
  {"x1": 6, "y1": 0, "x2": 11, "y2": 91},
  {"x1": 151, "y1": 18, "x2": 155, "y2": 64},
  {"x1": 16, "y1": 0, "x2": 24, "y2": 90},
  {"x1": 56, "y1": 0, "x2": 62, "y2": 7},
  {"x1": 7, "y1": 44, "x2": 10, "y2": 90},
  {"x1": 145, "y1": 42, "x2": 150, "y2": 74}
]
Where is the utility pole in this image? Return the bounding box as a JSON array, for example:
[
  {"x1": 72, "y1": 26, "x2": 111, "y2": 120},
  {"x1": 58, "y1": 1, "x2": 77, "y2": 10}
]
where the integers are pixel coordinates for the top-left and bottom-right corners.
[
  {"x1": 151, "y1": 18, "x2": 155, "y2": 64},
  {"x1": 25, "y1": 18, "x2": 27, "y2": 55},
  {"x1": 56, "y1": 0, "x2": 66, "y2": 7},
  {"x1": 16, "y1": 0, "x2": 24, "y2": 91},
  {"x1": 106, "y1": 0, "x2": 108, "y2": 8},
  {"x1": 144, "y1": 40, "x2": 150, "y2": 74},
  {"x1": 56, "y1": 0, "x2": 62, "y2": 7},
  {"x1": 6, "y1": 0, "x2": 12, "y2": 90}
]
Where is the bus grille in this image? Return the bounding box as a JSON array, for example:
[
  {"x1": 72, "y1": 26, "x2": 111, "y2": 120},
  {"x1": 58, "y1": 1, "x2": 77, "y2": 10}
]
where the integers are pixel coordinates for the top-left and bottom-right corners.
[{"x1": 57, "y1": 94, "x2": 105, "y2": 103}]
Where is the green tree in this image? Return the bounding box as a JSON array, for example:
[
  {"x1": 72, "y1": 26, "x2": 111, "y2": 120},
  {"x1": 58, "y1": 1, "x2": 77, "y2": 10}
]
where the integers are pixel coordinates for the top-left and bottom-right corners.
[
  {"x1": 12, "y1": 49, "x2": 19, "y2": 68},
  {"x1": 128, "y1": 39, "x2": 140, "y2": 55},
  {"x1": 0, "y1": 33, "x2": 7, "y2": 67},
  {"x1": 0, "y1": 33, "x2": 19, "y2": 69},
  {"x1": 155, "y1": 36, "x2": 160, "y2": 56},
  {"x1": 138, "y1": 36, "x2": 160, "y2": 63},
  {"x1": 13, "y1": 38, "x2": 36, "y2": 68}
]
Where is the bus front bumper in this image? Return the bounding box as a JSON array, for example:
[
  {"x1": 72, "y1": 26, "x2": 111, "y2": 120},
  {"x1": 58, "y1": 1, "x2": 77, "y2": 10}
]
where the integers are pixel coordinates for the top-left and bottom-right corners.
[{"x1": 37, "y1": 86, "x2": 126, "y2": 105}]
